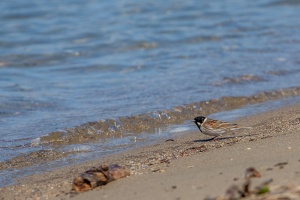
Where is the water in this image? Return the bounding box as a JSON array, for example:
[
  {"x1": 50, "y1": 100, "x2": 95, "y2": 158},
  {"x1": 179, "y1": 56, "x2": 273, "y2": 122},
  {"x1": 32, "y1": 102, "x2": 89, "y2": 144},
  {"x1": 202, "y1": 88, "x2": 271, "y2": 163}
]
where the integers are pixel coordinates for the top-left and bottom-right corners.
[{"x1": 1, "y1": 0, "x2": 300, "y2": 186}]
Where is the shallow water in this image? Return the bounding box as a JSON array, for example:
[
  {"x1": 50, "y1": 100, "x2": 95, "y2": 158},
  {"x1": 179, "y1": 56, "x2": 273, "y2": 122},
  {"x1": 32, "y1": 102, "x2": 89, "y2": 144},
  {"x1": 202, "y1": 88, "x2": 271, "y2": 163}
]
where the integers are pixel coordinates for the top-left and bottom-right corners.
[{"x1": 0, "y1": 0, "x2": 300, "y2": 186}]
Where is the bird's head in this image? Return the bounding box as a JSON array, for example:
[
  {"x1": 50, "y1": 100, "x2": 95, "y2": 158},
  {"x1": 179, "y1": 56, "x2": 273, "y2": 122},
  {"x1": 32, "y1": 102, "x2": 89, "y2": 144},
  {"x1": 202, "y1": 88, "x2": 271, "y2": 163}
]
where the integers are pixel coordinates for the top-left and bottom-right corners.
[
  {"x1": 193, "y1": 116, "x2": 206, "y2": 125},
  {"x1": 193, "y1": 116, "x2": 206, "y2": 131}
]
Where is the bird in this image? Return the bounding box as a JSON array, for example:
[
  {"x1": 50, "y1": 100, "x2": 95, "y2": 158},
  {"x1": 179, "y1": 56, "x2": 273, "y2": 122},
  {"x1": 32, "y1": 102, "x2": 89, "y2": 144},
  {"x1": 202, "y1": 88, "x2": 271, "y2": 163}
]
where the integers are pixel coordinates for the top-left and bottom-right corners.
[{"x1": 193, "y1": 116, "x2": 251, "y2": 140}]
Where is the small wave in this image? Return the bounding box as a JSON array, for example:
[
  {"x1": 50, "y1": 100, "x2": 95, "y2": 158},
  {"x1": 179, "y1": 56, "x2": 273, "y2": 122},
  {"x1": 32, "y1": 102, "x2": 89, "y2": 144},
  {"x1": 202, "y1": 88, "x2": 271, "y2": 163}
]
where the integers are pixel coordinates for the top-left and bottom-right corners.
[
  {"x1": 266, "y1": 69, "x2": 300, "y2": 76},
  {"x1": 39, "y1": 87, "x2": 300, "y2": 145},
  {"x1": 265, "y1": 0, "x2": 300, "y2": 7},
  {"x1": 65, "y1": 145, "x2": 93, "y2": 153},
  {"x1": 212, "y1": 74, "x2": 266, "y2": 86}
]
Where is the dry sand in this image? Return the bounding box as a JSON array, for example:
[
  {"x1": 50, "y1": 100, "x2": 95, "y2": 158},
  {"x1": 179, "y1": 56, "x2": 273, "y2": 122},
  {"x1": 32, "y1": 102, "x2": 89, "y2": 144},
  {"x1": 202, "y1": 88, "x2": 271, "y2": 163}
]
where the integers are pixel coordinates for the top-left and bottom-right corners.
[{"x1": 1, "y1": 103, "x2": 300, "y2": 200}]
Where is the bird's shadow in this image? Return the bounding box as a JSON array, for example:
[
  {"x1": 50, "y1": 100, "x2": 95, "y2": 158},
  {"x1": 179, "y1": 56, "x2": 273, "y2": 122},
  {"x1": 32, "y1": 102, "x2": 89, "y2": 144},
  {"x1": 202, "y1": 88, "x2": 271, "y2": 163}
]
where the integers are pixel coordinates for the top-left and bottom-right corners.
[{"x1": 193, "y1": 133, "x2": 259, "y2": 143}]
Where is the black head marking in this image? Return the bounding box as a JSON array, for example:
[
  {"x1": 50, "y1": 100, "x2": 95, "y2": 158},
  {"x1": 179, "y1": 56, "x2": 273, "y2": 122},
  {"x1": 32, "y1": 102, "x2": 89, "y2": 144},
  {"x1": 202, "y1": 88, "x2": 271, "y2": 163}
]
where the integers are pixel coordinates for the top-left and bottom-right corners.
[
  {"x1": 193, "y1": 116, "x2": 206, "y2": 131},
  {"x1": 193, "y1": 116, "x2": 206, "y2": 124}
]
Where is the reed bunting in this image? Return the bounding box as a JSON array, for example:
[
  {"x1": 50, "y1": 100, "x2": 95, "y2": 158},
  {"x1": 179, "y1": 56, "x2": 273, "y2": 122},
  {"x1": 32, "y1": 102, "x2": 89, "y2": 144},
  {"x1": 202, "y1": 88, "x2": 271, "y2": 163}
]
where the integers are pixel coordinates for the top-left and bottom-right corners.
[{"x1": 193, "y1": 116, "x2": 251, "y2": 140}]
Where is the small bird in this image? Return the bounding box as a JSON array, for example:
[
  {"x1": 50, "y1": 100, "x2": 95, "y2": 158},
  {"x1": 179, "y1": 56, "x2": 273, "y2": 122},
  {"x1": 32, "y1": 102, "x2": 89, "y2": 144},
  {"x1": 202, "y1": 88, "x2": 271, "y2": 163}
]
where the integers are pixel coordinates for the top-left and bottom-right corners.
[{"x1": 193, "y1": 116, "x2": 251, "y2": 140}]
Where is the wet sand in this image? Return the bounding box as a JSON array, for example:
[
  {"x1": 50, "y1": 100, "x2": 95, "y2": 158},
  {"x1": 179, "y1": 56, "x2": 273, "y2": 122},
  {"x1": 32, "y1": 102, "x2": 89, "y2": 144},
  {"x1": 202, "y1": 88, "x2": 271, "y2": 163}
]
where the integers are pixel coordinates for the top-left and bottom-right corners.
[{"x1": 1, "y1": 103, "x2": 300, "y2": 199}]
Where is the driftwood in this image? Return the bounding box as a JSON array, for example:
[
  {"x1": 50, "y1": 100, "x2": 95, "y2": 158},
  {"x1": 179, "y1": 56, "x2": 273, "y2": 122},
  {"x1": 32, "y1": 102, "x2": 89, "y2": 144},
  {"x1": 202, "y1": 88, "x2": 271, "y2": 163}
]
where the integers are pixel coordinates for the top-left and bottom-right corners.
[{"x1": 72, "y1": 164, "x2": 130, "y2": 192}]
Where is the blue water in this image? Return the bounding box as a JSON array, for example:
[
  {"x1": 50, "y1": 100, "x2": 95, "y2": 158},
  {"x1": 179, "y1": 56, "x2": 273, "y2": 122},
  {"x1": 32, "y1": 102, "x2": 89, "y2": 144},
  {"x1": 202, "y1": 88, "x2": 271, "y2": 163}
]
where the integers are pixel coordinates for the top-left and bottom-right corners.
[{"x1": 0, "y1": 0, "x2": 300, "y2": 186}]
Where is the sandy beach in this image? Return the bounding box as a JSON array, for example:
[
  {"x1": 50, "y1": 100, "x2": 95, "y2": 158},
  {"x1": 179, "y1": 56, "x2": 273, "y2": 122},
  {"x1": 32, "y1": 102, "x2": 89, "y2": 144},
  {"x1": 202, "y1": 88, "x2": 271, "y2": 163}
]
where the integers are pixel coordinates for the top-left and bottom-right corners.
[{"x1": 1, "y1": 103, "x2": 300, "y2": 200}]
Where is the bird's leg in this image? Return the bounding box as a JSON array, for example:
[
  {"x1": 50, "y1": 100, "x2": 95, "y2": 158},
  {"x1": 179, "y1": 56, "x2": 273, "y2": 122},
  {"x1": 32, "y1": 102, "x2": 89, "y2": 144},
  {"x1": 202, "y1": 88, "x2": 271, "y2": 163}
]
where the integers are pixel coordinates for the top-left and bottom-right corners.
[{"x1": 212, "y1": 135, "x2": 220, "y2": 141}]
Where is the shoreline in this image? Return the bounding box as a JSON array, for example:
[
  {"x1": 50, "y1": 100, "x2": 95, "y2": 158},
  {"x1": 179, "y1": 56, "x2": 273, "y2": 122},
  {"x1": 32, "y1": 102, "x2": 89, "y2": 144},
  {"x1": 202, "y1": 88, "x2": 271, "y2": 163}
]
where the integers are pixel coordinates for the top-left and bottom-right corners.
[
  {"x1": 1, "y1": 103, "x2": 300, "y2": 199},
  {"x1": 2, "y1": 87, "x2": 300, "y2": 180}
]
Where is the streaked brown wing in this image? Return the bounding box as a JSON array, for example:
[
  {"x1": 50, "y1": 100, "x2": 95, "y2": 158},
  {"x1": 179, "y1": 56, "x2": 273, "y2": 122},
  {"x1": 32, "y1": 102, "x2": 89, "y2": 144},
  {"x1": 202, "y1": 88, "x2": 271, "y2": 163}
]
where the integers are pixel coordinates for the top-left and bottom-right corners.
[
  {"x1": 206, "y1": 119, "x2": 222, "y2": 128},
  {"x1": 207, "y1": 119, "x2": 238, "y2": 129},
  {"x1": 219, "y1": 122, "x2": 238, "y2": 129}
]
